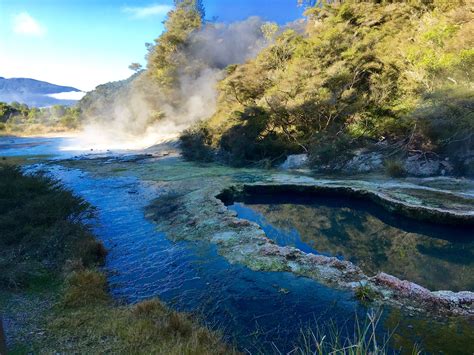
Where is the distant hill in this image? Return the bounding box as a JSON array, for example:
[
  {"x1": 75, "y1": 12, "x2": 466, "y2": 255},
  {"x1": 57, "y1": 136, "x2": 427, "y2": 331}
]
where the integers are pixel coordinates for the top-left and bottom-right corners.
[
  {"x1": 78, "y1": 73, "x2": 139, "y2": 119},
  {"x1": 0, "y1": 77, "x2": 84, "y2": 107}
]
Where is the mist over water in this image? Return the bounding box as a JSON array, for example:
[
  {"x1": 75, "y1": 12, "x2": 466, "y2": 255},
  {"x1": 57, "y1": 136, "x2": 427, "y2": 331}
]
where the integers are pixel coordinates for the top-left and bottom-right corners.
[{"x1": 63, "y1": 18, "x2": 269, "y2": 152}]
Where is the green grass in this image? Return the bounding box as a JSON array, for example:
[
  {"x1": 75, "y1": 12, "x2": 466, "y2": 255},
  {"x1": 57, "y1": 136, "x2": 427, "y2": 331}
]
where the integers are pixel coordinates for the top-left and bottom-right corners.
[
  {"x1": 286, "y1": 310, "x2": 421, "y2": 355},
  {"x1": 354, "y1": 283, "x2": 379, "y2": 303},
  {"x1": 36, "y1": 291, "x2": 233, "y2": 354}
]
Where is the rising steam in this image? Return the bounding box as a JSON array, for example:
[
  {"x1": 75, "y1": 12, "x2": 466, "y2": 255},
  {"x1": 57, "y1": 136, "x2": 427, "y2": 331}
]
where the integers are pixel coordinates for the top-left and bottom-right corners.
[{"x1": 63, "y1": 17, "x2": 269, "y2": 152}]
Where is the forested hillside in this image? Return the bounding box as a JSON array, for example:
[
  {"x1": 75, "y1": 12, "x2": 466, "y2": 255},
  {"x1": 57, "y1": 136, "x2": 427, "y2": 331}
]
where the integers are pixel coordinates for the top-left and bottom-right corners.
[
  {"x1": 8, "y1": 0, "x2": 471, "y2": 176},
  {"x1": 180, "y1": 0, "x2": 473, "y2": 174}
]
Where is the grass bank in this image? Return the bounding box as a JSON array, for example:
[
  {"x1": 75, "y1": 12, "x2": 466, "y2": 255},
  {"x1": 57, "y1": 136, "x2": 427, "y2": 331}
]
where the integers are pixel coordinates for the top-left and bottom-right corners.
[{"x1": 0, "y1": 164, "x2": 233, "y2": 354}]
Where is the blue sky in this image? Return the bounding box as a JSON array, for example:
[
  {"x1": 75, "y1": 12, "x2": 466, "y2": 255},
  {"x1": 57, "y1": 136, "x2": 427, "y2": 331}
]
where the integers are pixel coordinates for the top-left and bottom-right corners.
[{"x1": 0, "y1": 0, "x2": 305, "y2": 91}]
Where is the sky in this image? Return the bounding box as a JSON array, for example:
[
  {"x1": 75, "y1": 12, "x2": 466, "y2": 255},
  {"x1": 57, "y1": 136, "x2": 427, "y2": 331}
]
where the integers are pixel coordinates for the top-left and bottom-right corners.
[{"x1": 0, "y1": 0, "x2": 305, "y2": 92}]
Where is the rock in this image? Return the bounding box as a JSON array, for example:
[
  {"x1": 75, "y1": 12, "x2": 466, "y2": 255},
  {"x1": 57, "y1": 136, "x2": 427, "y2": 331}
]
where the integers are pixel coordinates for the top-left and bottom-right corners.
[
  {"x1": 280, "y1": 154, "x2": 309, "y2": 170},
  {"x1": 279, "y1": 246, "x2": 301, "y2": 260},
  {"x1": 433, "y1": 290, "x2": 474, "y2": 307},
  {"x1": 372, "y1": 272, "x2": 433, "y2": 299},
  {"x1": 229, "y1": 219, "x2": 252, "y2": 227},
  {"x1": 259, "y1": 244, "x2": 281, "y2": 256},
  {"x1": 342, "y1": 152, "x2": 383, "y2": 173},
  {"x1": 404, "y1": 154, "x2": 454, "y2": 177}
]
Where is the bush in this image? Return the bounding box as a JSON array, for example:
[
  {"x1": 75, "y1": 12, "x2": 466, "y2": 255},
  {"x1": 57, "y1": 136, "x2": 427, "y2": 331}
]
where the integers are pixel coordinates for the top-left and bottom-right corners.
[
  {"x1": 0, "y1": 165, "x2": 103, "y2": 289},
  {"x1": 385, "y1": 159, "x2": 407, "y2": 178},
  {"x1": 309, "y1": 133, "x2": 353, "y2": 168},
  {"x1": 219, "y1": 106, "x2": 293, "y2": 167},
  {"x1": 180, "y1": 127, "x2": 214, "y2": 162},
  {"x1": 75, "y1": 237, "x2": 107, "y2": 267},
  {"x1": 415, "y1": 88, "x2": 474, "y2": 157}
]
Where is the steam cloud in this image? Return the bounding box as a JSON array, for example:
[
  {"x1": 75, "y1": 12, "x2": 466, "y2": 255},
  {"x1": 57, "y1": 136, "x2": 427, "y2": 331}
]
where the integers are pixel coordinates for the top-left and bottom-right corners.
[{"x1": 64, "y1": 17, "x2": 269, "y2": 151}]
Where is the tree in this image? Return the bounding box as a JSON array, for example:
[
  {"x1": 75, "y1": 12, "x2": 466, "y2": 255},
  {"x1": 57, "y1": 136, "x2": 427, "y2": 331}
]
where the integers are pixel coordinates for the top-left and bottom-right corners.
[
  {"x1": 146, "y1": 0, "x2": 203, "y2": 89},
  {"x1": 0, "y1": 103, "x2": 18, "y2": 122},
  {"x1": 174, "y1": 0, "x2": 205, "y2": 20},
  {"x1": 261, "y1": 22, "x2": 279, "y2": 43},
  {"x1": 128, "y1": 63, "x2": 143, "y2": 72}
]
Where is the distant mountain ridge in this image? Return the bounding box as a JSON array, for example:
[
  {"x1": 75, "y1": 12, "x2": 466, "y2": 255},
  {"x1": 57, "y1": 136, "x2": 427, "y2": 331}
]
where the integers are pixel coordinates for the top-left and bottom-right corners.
[{"x1": 0, "y1": 77, "x2": 83, "y2": 107}]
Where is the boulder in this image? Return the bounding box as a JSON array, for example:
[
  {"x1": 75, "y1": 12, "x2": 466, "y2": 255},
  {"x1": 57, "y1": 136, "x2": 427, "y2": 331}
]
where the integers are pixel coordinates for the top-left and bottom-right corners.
[
  {"x1": 280, "y1": 154, "x2": 309, "y2": 170},
  {"x1": 404, "y1": 155, "x2": 454, "y2": 177},
  {"x1": 343, "y1": 152, "x2": 384, "y2": 173}
]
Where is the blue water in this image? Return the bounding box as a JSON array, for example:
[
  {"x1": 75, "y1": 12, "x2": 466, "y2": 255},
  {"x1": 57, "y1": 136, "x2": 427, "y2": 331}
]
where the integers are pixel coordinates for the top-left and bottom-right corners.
[
  {"x1": 6, "y1": 135, "x2": 473, "y2": 354},
  {"x1": 0, "y1": 136, "x2": 79, "y2": 158},
  {"x1": 48, "y1": 166, "x2": 365, "y2": 352}
]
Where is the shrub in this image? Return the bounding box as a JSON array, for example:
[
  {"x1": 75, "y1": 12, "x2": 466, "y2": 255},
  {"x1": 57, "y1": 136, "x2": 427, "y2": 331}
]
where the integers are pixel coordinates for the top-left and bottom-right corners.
[
  {"x1": 309, "y1": 133, "x2": 353, "y2": 168},
  {"x1": 180, "y1": 127, "x2": 214, "y2": 162},
  {"x1": 219, "y1": 106, "x2": 293, "y2": 167},
  {"x1": 75, "y1": 237, "x2": 107, "y2": 267},
  {"x1": 385, "y1": 159, "x2": 407, "y2": 178},
  {"x1": 0, "y1": 165, "x2": 101, "y2": 289}
]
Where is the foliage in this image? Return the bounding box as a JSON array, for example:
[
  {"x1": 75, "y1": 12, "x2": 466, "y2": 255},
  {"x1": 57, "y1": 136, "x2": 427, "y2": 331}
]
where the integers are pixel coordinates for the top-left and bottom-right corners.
[
  {"x1": 219, "y1": 106, "x2": 296, "y2": 166},
  {"x1": 0, "y1": 101, "x2": 82, "y2": 134},
  {"x1": 146, "y1": 1, "x2": 203, "y2": 92},
  {"x1": 128, "y1": 62, "x2": 143, "y2": 72},
  {"x1": 309, "y1": 133, "x2": 353, "y2": 166},
  {"x1": 354, "y1": 283, "x2": 379, "y2": 302},
  {"x1": 175, "y1": 0, "x2": 206, "y2": 20},
  {"x1": 77, "y1": 73, "x2": 141, "y2": 121},
  {"x1": 0, "y1": 165, "x2": 104, "y2": 289},
  {"x1": 181, "y1": 0, "x2": 473, "y2": 167},
  {"x1": 385, "y1": 159, "x2": 407, "y2": 178},
  {"x1": 413, "y1": 87, "x2": 474, "y2": 156},
  {"x1": 180, "y1": 126, "x2": 214, "y2": 162}
]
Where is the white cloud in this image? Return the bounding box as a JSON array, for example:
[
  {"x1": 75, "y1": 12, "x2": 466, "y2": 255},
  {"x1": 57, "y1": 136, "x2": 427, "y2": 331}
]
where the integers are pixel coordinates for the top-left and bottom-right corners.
[
  {"x1": 47, "y1": 91, "x2": 86, "y2": 101},
  {"x1": 13, "y1": 12, "x2": 46, "y2": 37},
  {"x1": 122, "y1": 3, "x2": 172, "y2": 18}
]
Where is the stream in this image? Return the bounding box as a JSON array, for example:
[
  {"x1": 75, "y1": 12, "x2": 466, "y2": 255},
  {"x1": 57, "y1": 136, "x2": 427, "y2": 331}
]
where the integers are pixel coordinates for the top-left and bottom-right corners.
[{"x1": 2, "y1": 136, "x2": 473, "y2": 354}]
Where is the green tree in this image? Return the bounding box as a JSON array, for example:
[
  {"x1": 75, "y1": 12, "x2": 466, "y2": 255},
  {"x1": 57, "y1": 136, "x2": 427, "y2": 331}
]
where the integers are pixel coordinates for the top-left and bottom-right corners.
[
  {"x1": 174, "y1": 0, "x2": 205, "y2": 19},
  {"x1": 146, "y1": 0, "x2": 203, "y2": 90},
  {"x1": 0, "y1": 103, "x2": 18, "y2": 122},
  {"x1": 128, "y1": 63, "x2": 143, "y2": 72}
]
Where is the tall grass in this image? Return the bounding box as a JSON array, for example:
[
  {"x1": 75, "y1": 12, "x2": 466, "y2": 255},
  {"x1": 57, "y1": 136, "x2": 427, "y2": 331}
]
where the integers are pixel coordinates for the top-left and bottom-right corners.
[
  {"x1": 275, "y1": 310, "x2": 421, "y2": 355},
  {"x1": 0, "y1": 165, "x2": 105, "y2": 289}
]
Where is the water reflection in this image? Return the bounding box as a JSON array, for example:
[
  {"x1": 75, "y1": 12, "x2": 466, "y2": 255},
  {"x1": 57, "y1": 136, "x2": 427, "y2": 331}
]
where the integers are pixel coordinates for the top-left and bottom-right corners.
[{"x1": 229, "y1": 194, "x2": 474, "y2": 292}]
